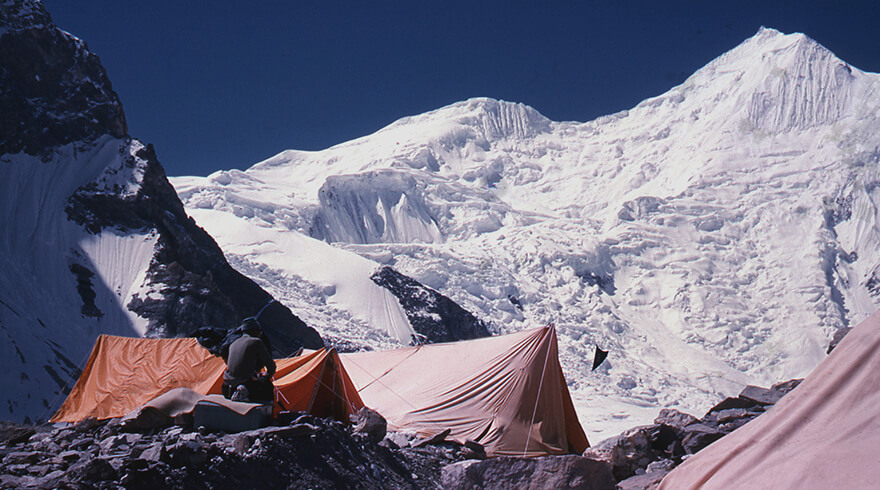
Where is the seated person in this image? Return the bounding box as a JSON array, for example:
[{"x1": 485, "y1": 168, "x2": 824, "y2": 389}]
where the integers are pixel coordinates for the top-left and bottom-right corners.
[{"x1": 222, "y1": 318, "x2": 276, "y2": 403}]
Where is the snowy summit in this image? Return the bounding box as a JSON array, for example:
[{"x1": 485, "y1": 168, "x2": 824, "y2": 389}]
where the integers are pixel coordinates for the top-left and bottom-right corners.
[{"x1": 171, "y1": 27, "x2": 880, "y2": 440}]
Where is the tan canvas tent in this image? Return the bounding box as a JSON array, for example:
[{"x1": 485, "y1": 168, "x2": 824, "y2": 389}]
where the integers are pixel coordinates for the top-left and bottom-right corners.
[
  {"x1": 340, "y1": 325, "x2": 589, "y2": 457},
  {"x1": 52, "y1": 335, "x2": 363, "y2": 423},
  {"x1": 659, "y1": 310, "x2": 880, "y2": 489}
]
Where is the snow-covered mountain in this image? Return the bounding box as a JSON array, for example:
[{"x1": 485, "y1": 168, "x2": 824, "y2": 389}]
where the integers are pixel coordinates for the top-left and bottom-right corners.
[
  {"x1": 171, "y1": 27, "x2": 880, "y2": 440},
  {"x1": 0, "y1": 0, "x2": 324, "y2": 423}
]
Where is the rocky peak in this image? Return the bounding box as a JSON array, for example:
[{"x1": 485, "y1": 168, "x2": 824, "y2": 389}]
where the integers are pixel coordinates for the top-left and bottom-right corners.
[
  {"x1": 0, "y1": 0, "x2": 127, "y2": 157},
  {"x1": 0, "y1": 0, "x2": 51, "y2": 30}
]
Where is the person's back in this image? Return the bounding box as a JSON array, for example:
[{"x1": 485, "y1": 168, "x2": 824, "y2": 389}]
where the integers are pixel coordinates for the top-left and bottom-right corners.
[
  {"x1": 222, "y1": 319, "x2": 276, "y2": 402},
  {"x1": 224, "y1": 334, "x2": 274, "y2": 384}
]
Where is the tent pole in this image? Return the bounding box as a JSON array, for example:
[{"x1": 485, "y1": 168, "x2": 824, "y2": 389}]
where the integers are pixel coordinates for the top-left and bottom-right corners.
[
  {"x1": 523, "y1": 326, "x2": 553, "y2": 457},
  {"x1": 307, "y1": 356, "x2": 330, "y2": 413}
]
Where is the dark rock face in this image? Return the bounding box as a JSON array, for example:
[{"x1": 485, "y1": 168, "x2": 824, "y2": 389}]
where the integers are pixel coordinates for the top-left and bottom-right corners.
[
  {"x1": 0, "y1": 0, "x2": 322, "y2": 353},
  {"x1": 65, "y1": 142, "x2": 323, "y2": 351},
  {"x1": 371, "y1": 266, "x2": 490, "y2": 344},
  {"x1": 0, "y1": 0, "x2": 127, "y2": 157},
  {"x1": 441, "y1": 455, "x2": 615, "y2": 490}
]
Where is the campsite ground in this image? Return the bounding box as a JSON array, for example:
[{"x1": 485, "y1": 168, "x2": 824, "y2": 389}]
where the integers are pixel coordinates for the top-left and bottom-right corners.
[{"x1": 0, "y1": 378, "x2": 799, "y2": 489}]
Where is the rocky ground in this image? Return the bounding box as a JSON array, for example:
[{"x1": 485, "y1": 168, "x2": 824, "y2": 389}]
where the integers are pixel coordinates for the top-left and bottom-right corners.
[{"x1": 0, "y1": 380, "x2": 800, "y2": 489}]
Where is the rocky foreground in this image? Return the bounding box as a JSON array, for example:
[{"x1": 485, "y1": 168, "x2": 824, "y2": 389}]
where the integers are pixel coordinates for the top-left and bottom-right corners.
[{"x1": 0, "y1": 380, "x2": 800, "y2": 489}]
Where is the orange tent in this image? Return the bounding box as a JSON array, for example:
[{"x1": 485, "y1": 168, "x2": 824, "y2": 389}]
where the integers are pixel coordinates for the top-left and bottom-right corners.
[
  {"x1": 272, "y1": 348, "x2": 363, "y2": 420},
  {"x1": 340, "y1": 325, "x2": 589, "y2": 457},
  {"x1": 52, "y1": 335, "x2": 363, "y2": 423}
]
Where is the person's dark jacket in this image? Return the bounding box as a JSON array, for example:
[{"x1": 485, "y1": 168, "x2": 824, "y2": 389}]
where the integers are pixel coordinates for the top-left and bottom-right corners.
[{"x1": 223, "y1": 333, "x2": 276, "y2": 385}]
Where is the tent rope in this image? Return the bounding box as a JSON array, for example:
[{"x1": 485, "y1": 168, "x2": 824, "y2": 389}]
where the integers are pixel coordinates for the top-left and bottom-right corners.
[
  {"x1": 272, "y1": 355, "x2": 360, "y2": 415},
  {"x1": 341, "y1": 352, "x2": 462, "y2": 437},
  {"x1": 523, "y1": 326, "x2": 553, "y2": 457}
]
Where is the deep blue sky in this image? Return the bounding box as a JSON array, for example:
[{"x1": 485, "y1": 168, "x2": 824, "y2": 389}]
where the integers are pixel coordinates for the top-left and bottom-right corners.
[{"x1": 43, "y1": 1, "x2": 880, "y2": 177}]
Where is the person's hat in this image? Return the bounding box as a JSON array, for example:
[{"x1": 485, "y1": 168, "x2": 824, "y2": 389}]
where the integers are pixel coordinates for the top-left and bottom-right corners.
[{"x1": 240, "y1": 317, "x2": 262, "y2": 335}]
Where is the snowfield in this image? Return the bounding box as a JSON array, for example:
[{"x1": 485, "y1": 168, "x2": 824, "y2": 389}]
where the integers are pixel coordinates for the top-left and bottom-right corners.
[
  {"x1": 0, "y1": 137, "x2": 163, "y2": 421},
  {"x1": 170, "y1": 27, "x2": 880, "y2": 442}
]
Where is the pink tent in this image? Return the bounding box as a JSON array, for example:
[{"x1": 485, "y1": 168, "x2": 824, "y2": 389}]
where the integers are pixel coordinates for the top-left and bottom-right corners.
[
  {"x1": 340, "y1": 325, "x2": 589, "y2": 457},
  {"x1": 660, "y1": 311, "x2": 880, "y2": 489}
]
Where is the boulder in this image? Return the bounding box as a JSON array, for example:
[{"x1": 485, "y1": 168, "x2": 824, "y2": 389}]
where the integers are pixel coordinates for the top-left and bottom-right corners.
[
  {"x1": 262, "y1": 423, "x2": 318, "y2": 438},
  {"x1": 705, "y1": 396, "x2": 759, "y2": 414},
  {"x1": 680, "y1": 424, "x2": 725, "y2": 454},
  {"x1": 413, "y1": 428, "x2": 451, "y2": 448},
  {"x1": 583, "y1": 424, "x2": 678, "y2": 481},
  {"x1": 441, "y1": 455, "x2": 615, "y2": 490},
  {"x1": 353, "y1": 407, "x2": 387, "y2": 443},
  {"x1": 771, "y1": 379, "x2": 803, "y2": 396},
  {"x1": 382, "y1": 431, "x2": 416, "y2": 449},
  {"x1": 739, "y1": 385, "x2": 781, "y2": 406},
  {"x1": 616, "y1": 470, "x2": 668, "y2": 490},
  {"x1": 0, "y1": 422, "x2": 36, "y2": 446},
  {"x1": 137, "y1": 442, "x2": 165, "y2": 463},
  {"x1": 167, "y1": 440, "x2": 208, "y2": 467},
  {"x1": 68, "y1": 457, "x2": 118, "y2": 482},
  {"x1": 653, "y1": 409, "x2": 698, "y2": 430},
  {"x1": 461, "y1": 440, "x2": 486, "y2": 460}
]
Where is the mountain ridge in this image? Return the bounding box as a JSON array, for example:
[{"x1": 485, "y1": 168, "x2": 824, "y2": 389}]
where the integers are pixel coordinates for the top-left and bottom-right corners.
[{"x1": 171, "y1": 26, "x2": 880, "y2": 440}]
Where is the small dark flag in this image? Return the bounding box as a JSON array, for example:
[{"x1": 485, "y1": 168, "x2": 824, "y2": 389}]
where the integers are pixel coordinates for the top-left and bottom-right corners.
[{"x1": 592, "y1": 345, "x2": 608, "y2": 371}]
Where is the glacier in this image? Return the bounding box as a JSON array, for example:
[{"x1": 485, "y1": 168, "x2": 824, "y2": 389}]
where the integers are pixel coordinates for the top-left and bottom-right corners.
[{"x1": 170, "y1": 27, "x2": 880, "y2": 441}]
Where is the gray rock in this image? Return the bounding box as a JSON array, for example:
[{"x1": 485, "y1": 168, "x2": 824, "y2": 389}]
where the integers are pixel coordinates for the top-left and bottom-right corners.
[
  {"x1": 712, "y1": 408, "x2": 749, "y2": 424},
  {"x1": 705, "y1": 396, "x2": 759, "y2": 414},
  {"x1": 68, "y1": 437, "x2": 96, "y2": 452},
  {"x1": 739, "y1": 385, "x2": 781, "y2": 406},
  {"x1": 353, "y1": 407, "x2": 387, "y2": 443},
  {"x1": 3, "y1": 450, "x2": 46, "y2": 464},
  {"x1": 653, "y1": 408, "x2": 698, "y2": 429},
  {"x1": 680, "y1": 424, "x2": 725, "y2": 454},
  {"x1": 138, "y1": 441, "x2": 165, "y2": 462},
  {"x1": 68, "y1": 457, "x2": 117, "y2": 482},
  {"x1": 32, "y1": 439, "x2": 62, "y2": 453},
  {"x1": 28, "y1": 464, "x2": 51, "y2": 476},
  {"x1": 583, "y1": 425, "x2": 678, "y2": 481},
  {"x1": 383, "y1": 431, "x2": 416, "y2": 449},
  {"x1": 771, "y1": 379, "x2": 803, "y2": 396},
  {"x1": 58, "y1": 451, "x2": 82, "y2": 462},
  {"x1": 461, "y1": 440, "x2": 486, "y2": 460},
  {"x1": 230, "y1": 432, "x2": 258, "y2": 455},
  {"x1": 413, "y1": 428, "x2": 451, "y2": 448},
  {"x1": 441, "y1": 455, "x2": 615, "y2": 490},
  {"x1": 616, "y1": 470, "x2": 668, "y2": 490},
  {"x1": 263, "y1": 423, "x2": 318, "y2": 439},
  {"x1": 167, "y1": 440, "x2": 208, "y2": 467},
  {"x1": 0, "y1": 422, "x2": 36, "y2": 446},
  {"x1": 178, "y1": 432, "x2": 201, "y2": 442},
  {"x1": 646, "y1": 459, "x2": 675, "y2": 473},
  {"x1": 0, "y1": 474, "x2": 22, "y2": 488},
  {"x1": 7, "y1": 463, "x2": 30, "y2": 475},
  {"x1": 99, "y1": 434, "x2": 126, "y2": 454}
]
